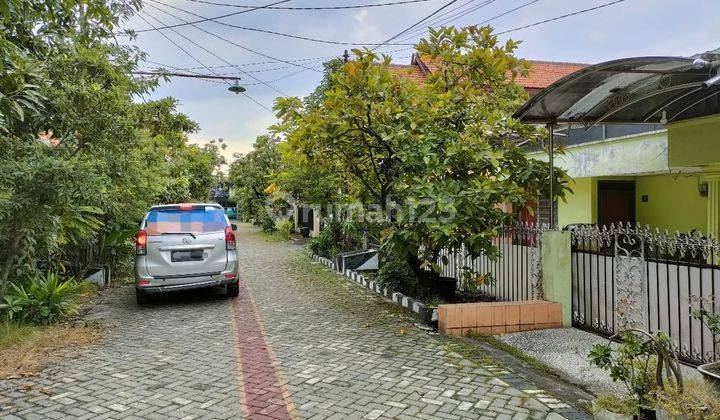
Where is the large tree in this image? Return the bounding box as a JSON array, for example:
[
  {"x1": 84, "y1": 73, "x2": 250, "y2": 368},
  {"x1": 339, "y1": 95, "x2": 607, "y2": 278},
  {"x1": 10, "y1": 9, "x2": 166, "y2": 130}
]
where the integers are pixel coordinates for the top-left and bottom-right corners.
[{"x1": 275, "y1": 26, "x2": 568, "y2": 291}]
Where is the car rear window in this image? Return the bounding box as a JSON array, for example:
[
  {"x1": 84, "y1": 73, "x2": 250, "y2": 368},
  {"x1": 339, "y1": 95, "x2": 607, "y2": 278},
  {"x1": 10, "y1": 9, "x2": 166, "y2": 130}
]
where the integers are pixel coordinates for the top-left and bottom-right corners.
[{"x1": 145, "y1": 207, "x2": 228, "y2": 235}]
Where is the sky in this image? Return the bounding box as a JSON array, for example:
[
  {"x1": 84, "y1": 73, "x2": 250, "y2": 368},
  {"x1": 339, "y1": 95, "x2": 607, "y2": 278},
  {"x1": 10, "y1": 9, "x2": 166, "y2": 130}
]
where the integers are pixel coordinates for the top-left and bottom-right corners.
[{"x1": 121, "y1": 0, "x2": 720, "y2": 162}]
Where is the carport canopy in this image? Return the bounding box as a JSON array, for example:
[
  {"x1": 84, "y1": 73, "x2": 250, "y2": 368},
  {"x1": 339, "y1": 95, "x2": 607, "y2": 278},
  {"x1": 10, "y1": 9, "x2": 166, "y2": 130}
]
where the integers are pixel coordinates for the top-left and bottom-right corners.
[{"x1": 513, "y1": 48, "x2": 720, "y2": 126}]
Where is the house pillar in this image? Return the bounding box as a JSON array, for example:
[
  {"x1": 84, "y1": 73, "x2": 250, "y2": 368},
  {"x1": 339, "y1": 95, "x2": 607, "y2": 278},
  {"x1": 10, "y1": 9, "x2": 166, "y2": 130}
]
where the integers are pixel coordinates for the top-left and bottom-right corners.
[{"x1": 707, "y1": 175, "x2": 720, "y2": 240}]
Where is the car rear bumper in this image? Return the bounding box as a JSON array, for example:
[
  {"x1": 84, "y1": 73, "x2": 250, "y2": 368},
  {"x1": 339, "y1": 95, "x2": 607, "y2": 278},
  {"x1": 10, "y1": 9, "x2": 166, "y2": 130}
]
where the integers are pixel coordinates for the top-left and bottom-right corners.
[{"x1": 137, "y1": 276, "x2": 237, "y2": 294}]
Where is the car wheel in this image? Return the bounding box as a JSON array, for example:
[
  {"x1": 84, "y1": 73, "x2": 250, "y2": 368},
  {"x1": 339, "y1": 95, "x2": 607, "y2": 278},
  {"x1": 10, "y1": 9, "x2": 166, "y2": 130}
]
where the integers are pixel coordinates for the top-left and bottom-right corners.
[
  {"x1": 136, "y1": 289, "x2": 149, "y2": 305},
  {"x1": 227, "y1": 283, "x2": 240, "y2": 298}
]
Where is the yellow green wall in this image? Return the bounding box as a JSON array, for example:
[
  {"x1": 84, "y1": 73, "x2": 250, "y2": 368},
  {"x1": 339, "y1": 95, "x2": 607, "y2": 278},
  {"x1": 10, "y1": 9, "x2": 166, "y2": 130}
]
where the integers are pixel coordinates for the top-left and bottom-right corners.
[
  {"x1": 635, "y1": 174, "x2": 706, "y2": 232},
  {"x1": 558, "y1": 177, "x2": 596, "y2": 228},
  {"x1": 558, "y1": 174, "x2": 707, "y2": 232},
  {"x1": 668, "y1": 114, "x2": 720, "y2": 167}
]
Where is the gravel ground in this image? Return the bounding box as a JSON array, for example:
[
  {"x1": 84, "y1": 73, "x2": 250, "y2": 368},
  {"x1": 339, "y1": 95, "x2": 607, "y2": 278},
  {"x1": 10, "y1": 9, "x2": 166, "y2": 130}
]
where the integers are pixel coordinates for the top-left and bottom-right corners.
[{"x1": 498, "y1": 328, "x2": 702, "y2": 396}]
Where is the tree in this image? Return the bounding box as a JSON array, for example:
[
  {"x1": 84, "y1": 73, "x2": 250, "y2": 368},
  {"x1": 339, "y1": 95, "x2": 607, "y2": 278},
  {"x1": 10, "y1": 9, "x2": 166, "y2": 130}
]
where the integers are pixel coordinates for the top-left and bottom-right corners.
[
  {"x1": 228, "y1": 135, "x2": 281, "y2": 225},
  {"x1": 274, "y1": 26, "x2": 569, "y2": 292}
]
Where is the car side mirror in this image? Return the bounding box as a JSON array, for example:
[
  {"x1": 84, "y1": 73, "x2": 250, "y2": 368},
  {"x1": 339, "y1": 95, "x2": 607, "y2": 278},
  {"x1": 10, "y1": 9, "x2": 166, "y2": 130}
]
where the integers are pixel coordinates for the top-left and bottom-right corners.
[{"x1": 231, "y1": 224, "x2": 238, "y2": 231}]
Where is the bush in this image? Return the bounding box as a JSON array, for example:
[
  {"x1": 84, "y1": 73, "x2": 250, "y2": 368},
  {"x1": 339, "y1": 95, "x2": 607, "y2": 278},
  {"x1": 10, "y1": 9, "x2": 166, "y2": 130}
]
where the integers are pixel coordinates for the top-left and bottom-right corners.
[
  {"x1": 275, "y1": 218, "x2": 293, "y2": 240},
  {"x1": 0, "y1": 272, "x2": 85, "y2": 325},
  {"x1": 309, "y1": 225, "x2": 335, "y2": 258},
  {"x1": 377, "y1": 251, "x2": 417, "y2": 296},
  {"x1": 259, "y1": 213, "x2": 276, "y2": 233},
  {"x1": 592, "y1": 394, "x2": 638, "y2": 416}
]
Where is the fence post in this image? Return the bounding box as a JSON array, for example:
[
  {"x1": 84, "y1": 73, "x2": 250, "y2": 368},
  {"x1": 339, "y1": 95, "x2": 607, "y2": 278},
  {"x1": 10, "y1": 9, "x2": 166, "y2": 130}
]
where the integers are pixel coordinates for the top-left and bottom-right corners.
[{"x1": 541, "y1": 230, "x2": 572, "y2": 327}]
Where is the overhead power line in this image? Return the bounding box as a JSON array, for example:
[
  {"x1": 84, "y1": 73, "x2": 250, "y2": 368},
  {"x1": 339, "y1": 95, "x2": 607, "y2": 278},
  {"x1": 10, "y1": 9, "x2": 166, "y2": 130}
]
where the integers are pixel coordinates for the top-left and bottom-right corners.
[
  {"x1": 177, "y1": 0, "x2": 438, "y2": 10},
  {"x1": 372, "y1": 0, "x2": 461, "y2": 51},
  {"x1": 395, "y1": 0, "x2": 499, "y2": 42},
  {"x1": 139, "y1": 2, "x2": 321, "y2": 73},
  {"x1": 147, "y1": 0, "x2": 414, "y2": 46},
  {"x1": 495, "y1": 0, "x2": 629, "y2": 36},
  {"x1": 139, "y1": 7, "x2": 290, "y2": 96},
  {"x1": 133, "y1": 70, "x2": 243, "y2": 80},
  {"x1": 134, "y1": 0, "x2": 290, "y2": 32}
]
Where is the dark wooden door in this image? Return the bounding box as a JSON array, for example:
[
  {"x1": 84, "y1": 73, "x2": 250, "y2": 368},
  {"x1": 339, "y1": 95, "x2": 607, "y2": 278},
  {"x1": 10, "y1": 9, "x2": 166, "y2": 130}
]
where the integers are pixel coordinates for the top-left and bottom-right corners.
[{"x1": 598, "y1": 181, "x2": 635, "y2": 227}]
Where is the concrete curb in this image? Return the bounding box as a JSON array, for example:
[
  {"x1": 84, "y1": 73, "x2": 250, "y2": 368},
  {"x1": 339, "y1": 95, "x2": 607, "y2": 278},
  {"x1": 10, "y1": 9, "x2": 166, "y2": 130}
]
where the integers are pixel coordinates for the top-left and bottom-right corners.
[{"x1": 306, "y1": 250, "x2": 437, "y2": 323}]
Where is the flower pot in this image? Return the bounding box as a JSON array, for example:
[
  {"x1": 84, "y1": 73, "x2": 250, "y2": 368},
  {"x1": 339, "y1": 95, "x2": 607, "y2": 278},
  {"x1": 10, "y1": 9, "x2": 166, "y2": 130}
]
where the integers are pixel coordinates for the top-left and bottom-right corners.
[{"x1": 637, "y1": 407, "x2": 656, "y2": 420}]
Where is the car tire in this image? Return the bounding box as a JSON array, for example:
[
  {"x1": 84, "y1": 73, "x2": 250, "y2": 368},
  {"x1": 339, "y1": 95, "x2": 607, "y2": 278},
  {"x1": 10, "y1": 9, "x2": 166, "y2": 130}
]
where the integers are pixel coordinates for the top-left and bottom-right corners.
[
  {"x1": 227, "y1": 283, "x2": 240, "y2": 298},
  {"x1": 136, "y1": 289, "x2": 149, "y2": 305}
]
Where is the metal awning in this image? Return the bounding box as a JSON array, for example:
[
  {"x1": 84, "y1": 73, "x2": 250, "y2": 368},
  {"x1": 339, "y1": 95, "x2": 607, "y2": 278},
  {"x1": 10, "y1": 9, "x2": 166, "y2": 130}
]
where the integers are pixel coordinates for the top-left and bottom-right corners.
[{"x1": 513, "y1": 48, "x2": 720, "y2": 126}]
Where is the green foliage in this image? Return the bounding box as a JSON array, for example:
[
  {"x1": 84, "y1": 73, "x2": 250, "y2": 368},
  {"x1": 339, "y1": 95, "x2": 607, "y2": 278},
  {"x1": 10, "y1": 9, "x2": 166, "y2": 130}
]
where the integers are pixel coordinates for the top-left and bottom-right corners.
[
  {"x1": 0, "y1": 0, "x2": 220, "y2": 302},
  {"x1": 589, "y1": 329, "x2": 683, "y2": 408},
  {"x1": 0, "y1": 272, "x2": 85, "y2": 325},
  {"x1": 592, "y1": 394, "x2": 638, "y2": 416},
  {"x1": 275, "y1": 218, "x2": 293, "y2": 240},
  {"x1": 309, "y1": 225, "x2": 335, "y2": 258},
  {"x1": 376, "y1": 252, "x2": 417, "y2": 296},
  {"x1": 273, "y1": 26, "x2": 570, "y2": 293},
  {"x1": 229, "y1": 135, "x2": 281, "y2": 225}
]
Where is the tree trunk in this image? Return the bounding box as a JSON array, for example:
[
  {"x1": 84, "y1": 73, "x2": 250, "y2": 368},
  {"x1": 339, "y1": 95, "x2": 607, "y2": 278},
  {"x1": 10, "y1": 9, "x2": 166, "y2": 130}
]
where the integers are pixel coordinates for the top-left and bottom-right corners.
[{"x1": 0, "y1": 231, "x2": 22, "y2": 303}]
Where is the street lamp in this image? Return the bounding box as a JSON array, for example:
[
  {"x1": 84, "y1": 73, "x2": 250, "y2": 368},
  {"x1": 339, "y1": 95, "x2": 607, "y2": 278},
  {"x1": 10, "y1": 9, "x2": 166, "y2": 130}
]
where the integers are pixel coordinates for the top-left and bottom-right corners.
[{"x1": 228, "y1": 81, "x2": 246, "y2": 94}]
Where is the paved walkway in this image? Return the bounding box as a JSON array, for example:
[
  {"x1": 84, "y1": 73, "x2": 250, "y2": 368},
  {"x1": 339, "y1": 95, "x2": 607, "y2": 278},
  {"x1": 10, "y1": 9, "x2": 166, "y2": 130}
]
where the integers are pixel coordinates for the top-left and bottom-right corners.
[{"x1": 0, "y1": 225, "x2": 588, "y2": 419}]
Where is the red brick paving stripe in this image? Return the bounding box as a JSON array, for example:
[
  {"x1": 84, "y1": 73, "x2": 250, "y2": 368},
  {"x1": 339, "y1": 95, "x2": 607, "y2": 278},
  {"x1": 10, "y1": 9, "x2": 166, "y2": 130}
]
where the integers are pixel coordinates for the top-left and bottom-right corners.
[{"x1": 230, "y1": 281, "x2": 296, "y2": 420}]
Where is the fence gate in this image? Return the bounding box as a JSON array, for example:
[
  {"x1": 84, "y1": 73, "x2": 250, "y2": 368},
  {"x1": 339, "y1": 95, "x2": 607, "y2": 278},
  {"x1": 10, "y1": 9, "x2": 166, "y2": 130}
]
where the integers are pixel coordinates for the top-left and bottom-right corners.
[{"x1": 571, "y1": 223, "x2": 720, "y2": 366}]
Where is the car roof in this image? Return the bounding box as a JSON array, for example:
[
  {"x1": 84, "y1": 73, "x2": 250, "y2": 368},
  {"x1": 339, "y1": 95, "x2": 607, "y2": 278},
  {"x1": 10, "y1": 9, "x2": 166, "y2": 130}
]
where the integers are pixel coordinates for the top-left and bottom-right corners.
[{"x1": 149, "y1": 203, "x2": 222, "y2": 210}]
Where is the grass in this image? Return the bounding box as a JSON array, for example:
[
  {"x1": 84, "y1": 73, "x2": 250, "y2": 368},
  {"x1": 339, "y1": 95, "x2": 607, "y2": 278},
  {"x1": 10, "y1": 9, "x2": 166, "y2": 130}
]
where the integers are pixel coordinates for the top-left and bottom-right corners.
[
  {"x1": 467, "y1": 331, "x2": 564, "y2": 379},
  {"x1": 0, "y1": 321, "x2": 103, "y2": 379}
]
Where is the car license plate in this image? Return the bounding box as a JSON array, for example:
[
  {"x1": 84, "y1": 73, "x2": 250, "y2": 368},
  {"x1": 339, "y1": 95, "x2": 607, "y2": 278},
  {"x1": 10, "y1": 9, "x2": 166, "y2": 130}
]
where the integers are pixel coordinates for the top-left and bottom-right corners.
[{"x1": 171, "y1": 250, "x2": 204, "y2": 262}]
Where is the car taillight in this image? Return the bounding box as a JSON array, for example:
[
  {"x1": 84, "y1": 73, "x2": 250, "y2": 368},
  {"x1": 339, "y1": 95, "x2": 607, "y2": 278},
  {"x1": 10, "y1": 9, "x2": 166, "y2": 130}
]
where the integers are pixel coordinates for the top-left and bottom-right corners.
[
  {"x1": 225, "y1": 226, "x2": 236, "y2": 250},
  {"x1": 136, "y1": 230, "x2": 147, "y2": 255}
]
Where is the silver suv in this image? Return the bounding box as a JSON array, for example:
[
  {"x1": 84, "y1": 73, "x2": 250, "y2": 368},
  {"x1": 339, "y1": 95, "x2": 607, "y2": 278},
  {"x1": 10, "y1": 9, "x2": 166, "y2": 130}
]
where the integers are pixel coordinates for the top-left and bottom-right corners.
[{"x1": 134, "y1": 203, "x2": 239, "y2": 304}]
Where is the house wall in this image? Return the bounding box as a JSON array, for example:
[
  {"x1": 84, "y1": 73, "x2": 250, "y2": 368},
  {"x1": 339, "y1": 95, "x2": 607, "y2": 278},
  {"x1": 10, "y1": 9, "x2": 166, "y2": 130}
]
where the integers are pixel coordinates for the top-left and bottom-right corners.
[
  {"x1": 558, "y1": 177, "x2": 595, "y2": 228},
  {"x1": 668, "y1": 114, "x2": 720, "y2": 168},
  {"x1": 635, "y1": 174, "x2": 707, "y2": 232},
  {"x1": 556, "y1": 173, "x2": 707, "y2": 233}
]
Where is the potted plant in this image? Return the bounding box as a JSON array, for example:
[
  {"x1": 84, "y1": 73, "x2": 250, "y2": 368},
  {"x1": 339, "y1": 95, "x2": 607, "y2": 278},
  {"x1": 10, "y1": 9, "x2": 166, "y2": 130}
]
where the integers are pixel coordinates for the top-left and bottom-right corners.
[{"x1": 589, "y1": 329, "x2": 684, "y2": 420}]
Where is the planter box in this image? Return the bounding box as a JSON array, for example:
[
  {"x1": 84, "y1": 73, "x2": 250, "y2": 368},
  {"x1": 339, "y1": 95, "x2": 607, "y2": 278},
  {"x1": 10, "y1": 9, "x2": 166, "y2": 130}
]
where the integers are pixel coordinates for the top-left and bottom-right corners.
[
  {"x1": 698, "y1": 360, "x2": 720, "y2": 383},
  {"x1": 438, "y1": 300, "x2": 563, "y2": 337}
]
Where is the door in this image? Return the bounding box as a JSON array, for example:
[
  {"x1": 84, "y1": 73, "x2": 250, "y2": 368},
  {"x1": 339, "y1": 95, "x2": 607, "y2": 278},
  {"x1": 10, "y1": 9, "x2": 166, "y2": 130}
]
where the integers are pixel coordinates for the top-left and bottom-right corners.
[{"x1": 598, "y1": 181, "x2": 636, "y2": 227}]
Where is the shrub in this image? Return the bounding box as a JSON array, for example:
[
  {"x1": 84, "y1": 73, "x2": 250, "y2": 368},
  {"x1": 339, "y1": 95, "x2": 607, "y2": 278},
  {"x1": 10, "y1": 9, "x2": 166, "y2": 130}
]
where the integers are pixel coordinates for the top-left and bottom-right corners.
[
  {"x1": 309, "y1": 225, "x2": 335, "y2": 258},
  {"x1": 259, "y1": 213, "x2": 276, "y2": 233},
  {"x1": 377, "y1": 251, "x2": 417, "y2": 296},
  {"x1": 655, "y1": 380, "x2": 720, "y2": 418},
  {"x1": 592, "y1": 394, "x2": 638, "y2": 417},
  {"x1": 275, "y1": 218, "x2": 293, "y2": 240},
  {"x1": 0, "y1": 272, "x2": 85, "y2": 325}
]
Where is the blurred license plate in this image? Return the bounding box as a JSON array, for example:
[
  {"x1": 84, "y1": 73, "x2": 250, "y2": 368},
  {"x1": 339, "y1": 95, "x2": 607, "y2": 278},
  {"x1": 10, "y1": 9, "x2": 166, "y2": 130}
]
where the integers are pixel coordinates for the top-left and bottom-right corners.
[{"x1": 171, "y1": 250, "x2": 203, "y2": 262}]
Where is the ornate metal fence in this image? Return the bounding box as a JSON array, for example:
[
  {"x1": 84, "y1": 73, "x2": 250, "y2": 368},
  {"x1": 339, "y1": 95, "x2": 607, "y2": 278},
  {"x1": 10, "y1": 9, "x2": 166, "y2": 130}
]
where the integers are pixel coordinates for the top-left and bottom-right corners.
[
  {"x1": 438, "y1": 223, "x2": 545, "y2": 301},
  {"x1": 570, "y1": 223, "x2": 720, "y2": 365}
]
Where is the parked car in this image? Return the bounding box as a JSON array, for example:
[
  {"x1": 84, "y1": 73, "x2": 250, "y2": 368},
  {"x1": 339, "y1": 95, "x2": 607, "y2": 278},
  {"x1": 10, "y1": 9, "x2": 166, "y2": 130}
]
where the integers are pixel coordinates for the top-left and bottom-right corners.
[
  {"x1": 224, "y1": 206, "x2": 238, "y2": 219},
  {"x1": 134, "y1": 203, "x2": 239, "y2": 304}
]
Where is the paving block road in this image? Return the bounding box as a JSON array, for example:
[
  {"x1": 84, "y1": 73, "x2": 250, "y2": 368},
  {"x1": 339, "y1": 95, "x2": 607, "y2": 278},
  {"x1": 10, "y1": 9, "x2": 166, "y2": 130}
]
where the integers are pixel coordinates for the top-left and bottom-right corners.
[{"x1": 0, "y1": 225, "x2": 589, "y2": 419}]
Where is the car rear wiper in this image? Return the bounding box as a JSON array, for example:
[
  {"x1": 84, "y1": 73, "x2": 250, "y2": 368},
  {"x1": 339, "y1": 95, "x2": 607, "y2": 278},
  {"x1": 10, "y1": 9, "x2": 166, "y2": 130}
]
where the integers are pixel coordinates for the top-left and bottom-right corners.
[{"x1": 159, "y1": 232, "x2": 196, "y2": 239}]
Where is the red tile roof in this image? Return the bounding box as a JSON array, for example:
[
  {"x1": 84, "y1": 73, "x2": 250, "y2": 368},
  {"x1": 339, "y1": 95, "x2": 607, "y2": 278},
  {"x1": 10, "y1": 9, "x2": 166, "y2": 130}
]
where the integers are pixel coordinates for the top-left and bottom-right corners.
[
  {"x1": 515, "y1": 60, "x2": 587, "y2": 90},
  {"x1": 388, "y1": 64, "x2": 427, "y2": 84},
  {"x1": 389, "y1": 54, "x2": 587, "y2": 94}
]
